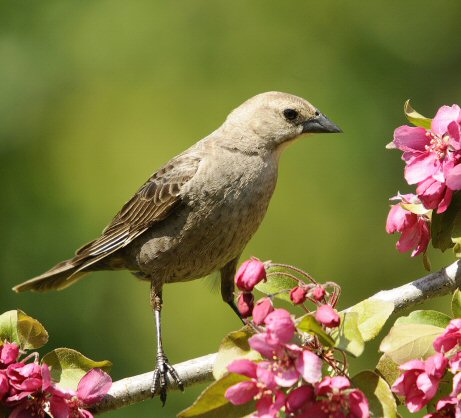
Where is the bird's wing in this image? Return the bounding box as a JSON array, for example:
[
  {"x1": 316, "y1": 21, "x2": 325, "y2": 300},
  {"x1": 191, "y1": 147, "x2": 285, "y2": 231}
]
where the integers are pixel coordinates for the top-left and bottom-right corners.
[{"x1": 74, "y1": 153, "x2": 201, "y2": 260}]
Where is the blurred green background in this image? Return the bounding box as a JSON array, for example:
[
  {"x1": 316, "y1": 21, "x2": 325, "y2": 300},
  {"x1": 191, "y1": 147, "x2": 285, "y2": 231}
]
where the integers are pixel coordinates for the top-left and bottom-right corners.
[{"x1": 2, "y1": 1, "x2": 461, "y2": 416}]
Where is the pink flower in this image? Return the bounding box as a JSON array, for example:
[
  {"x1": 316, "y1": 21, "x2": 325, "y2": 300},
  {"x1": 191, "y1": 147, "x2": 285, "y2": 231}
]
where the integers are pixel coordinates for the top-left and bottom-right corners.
[
  {"x1": 424, "y1": 396, "x2": 460, "y2": 418},
  {"x1": 235, "y1": 257, "x2": 266, "y2": 292},
  {"x1": 248, "y1": 334, "x2": 322, "y2": 386},
  {"x1": 237, "y1": 292, "x2": 254, "y2": 318},
  {"x1": 390, "y1": 104, "x2": 461, "y2": 213},
  {"x1": 6, "y1": 362, "x2": 46, "y2": 400},
  {"x1": 434, "y1": 319, "x2": 461, "y2": 353},
  {"x1": 315, "y1": 304, "x2": 340, "y2": 328},
  {"x1": 252, "y1": 298, "x2": 274, "y2": 326},
  {"x1": 253, "y1": 391, "x2": 286, "y2": 417},
  {"x1": 416, "y1": 176, "x2": 453, "y2": 214},
  {"x1": 49, "y1": 368, "x2": 112, "y2": 418},
  {"x1": 311, "y1": 285, "x2": 326, "y2": 302},
  {"x1": 290, "y1": 286, "x2": 307, "y2": 305},
  {"x1": 386, "y1": 194, "x2": 430, "y2": 256},
  {"x1": 285, "y1": 385, "x2": 315, "y2": 415},
  {"x1": 392, "y1": 353, "x2": 448, "y2": 413},
  {"x1": 264, "y1": 309, "x2": 296, "y2": 344},
  {"x1": 300, "y1": 376, "x2": 369, "y2": 418},
  {"x1": 0, "y1": 342, "x2": 19, "y2": 368},
  {"x1": 225, "y1": 359, "x2": 276, "y2": 406}
]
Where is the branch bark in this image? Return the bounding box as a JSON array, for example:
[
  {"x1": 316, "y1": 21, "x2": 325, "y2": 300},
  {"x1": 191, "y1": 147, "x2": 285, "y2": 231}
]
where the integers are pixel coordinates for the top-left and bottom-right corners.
[{"x1": 93, "y1": 259, "x2": 461, "y2": 414}]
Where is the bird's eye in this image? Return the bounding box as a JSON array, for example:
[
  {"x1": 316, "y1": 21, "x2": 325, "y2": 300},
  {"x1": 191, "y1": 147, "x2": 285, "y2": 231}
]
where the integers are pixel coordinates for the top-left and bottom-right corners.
[
  {"x1": 283, "y1": 109, "x2": 298, "y2": 121},
  {"x1": 315, "y1": 110, "x2": 320, "y2": 117}
]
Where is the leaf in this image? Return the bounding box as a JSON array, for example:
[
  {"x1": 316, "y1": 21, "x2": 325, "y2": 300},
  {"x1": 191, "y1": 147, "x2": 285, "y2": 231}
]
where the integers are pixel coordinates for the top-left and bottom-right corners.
[
  {"x1": 331, "y1": 312, "x2": 364, "y2": 357},
  {"x1": 297, "y1": 314, "x2": 335, "y2": 347},
  {"x1": 348, "y1": 299, "x2": 394, "y2": 341},
  {"x1": 213, "y1": 326, "x2": 259, "y2": 380},
  {"x1": 42, "y1": 348, "x2": 112, "y2": 391},
  {"x1": 0, "y1": 311, "x2": 20, "y2": 345},
  {"x1": 17, "y1": 310, "x2": 48, "y2": 349},
  {"x1": 375, "y1": 354, "x2": 401, "y2": 387},
  {"x1": 394, "y1": 310, "x2": 451, "y2": 328},
  {"x1": 452, "y1": 289, "x2": 461, "y2": 318},
  {"x1": 0, "y1": 310, "x2": 48, "y2": 349},
  {"x1": 255, "y1": 265, "x2": 299, "y2": 302},
  {"x1": 379, "y1": 323, "x2": 444, "y2": 364},
  {"x1": 177, "y1": 373, "x2": 255, "y2": 418},
  {"x1": 400, "y1": 203, "x2": 430, "y2": 216},
  {"x1": 431, "y1": 191, "x2": 461, "y2": 252},
  {"x1": 404, "y1": 100, "x2": 432, "y2": 129},
  {"x1": 352, "y1": 370, "x2": 397, "y2": 418}
]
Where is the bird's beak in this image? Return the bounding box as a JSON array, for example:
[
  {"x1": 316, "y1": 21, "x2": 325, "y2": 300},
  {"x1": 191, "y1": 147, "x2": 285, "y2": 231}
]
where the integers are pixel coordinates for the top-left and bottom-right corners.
[{"x1": 302, "y1": 112, "x2": 342, "y2": 134}]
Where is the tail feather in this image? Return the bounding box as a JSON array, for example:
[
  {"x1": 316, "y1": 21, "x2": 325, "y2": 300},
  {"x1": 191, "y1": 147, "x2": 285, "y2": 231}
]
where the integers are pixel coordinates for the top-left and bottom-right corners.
[{"x1": 13, "y1": 260, "x2": 88, "y2": 293}]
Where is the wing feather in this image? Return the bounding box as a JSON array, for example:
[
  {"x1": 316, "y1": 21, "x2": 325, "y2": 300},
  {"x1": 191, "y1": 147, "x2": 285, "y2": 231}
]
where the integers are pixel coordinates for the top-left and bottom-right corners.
[{"x1": 74, "y1": 154, "x2": 201, "y2": 262}]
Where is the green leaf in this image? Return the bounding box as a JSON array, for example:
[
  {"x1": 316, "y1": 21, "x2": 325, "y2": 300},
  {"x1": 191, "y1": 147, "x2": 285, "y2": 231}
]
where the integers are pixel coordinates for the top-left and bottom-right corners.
[
  {"x1": 0, "y1": 311, "x2": 20, "y2": 345},
  {"x1": 452, "y1": 289, "x2": 461, "y2": 318},
  {"x1": 17, "y1": 310, "x2": 48, "y2": 349},
  {"x1": 352, "y1": 370, "x2": 397, "y2": 418},
  {"x1": 348, "y1": 299, "x2": 394, "y2": 341},
  {"x1": 395, "y1": 310, "x2": 451, "y2": 328},
  {"x1": 42, "y1": 348, "x2": 112, "y2": 390},
  {"x1": 177, "y1": 373, "x2": 255, "y2": 418},
  {"x1": 331, "y1": 312, "x2": 364, "y2": 357},
  {"x1": 404, "y1": 100, "x2": 432, "y2": 129},
  {"x1": 0, "y1": 310, "x2": 48, "y2": 349},
  {"x1": 255, "y1": 265, "x2": 299, "y2": 302},
  {"x1": 297, "y1": 314, "x2": 335, "y2": 347},
  {"x1": 379, "y1": 323, "x2": 444, "y2": 364},
  {"x1": 432, "y1": 191, "x2": 461, "y2": 252},
  {"x1": 400, "y1": 203, "x2": 430, "y2": 216},
  {"x1": 375, "y1": 354, "x2": 401, "y2": 387},
  {"x1": 213, "y1": 326, "x2": 259, "y2": 380}
]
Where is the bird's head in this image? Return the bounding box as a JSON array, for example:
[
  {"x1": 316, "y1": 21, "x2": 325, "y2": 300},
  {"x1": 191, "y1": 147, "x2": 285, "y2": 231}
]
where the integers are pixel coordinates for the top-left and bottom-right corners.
[{"x1": 222, "y1": 92, "x2": 341, "y2": 153}]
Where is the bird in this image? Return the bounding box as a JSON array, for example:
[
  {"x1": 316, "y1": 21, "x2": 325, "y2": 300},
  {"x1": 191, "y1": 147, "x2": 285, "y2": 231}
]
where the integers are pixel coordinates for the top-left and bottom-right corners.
[{"x1": 13, "y1": 91, "x2": 341, "y2": 404}]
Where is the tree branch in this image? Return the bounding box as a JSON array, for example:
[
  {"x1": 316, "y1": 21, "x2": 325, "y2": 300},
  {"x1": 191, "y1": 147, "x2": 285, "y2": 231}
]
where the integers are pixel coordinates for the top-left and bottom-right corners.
[{"x1": 93, "y1": 259, "x2": 461, "y2": 414}]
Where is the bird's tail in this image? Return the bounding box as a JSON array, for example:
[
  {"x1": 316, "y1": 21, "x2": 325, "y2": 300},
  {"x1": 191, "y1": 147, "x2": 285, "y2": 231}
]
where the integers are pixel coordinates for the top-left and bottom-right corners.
[{"x1": 12, "y1": 260, "x2": 88, "y2": 293}]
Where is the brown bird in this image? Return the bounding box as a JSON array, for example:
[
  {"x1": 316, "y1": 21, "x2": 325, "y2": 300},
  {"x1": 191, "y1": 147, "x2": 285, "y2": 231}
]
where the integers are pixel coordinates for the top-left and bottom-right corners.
[{"x1": 13, "y1": 91, "x2": 341, "y2": 404}]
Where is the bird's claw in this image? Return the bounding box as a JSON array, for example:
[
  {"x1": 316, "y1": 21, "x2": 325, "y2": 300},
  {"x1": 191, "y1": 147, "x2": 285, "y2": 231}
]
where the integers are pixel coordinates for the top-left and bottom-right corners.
[{"x1": 151, "y1": 353, "x2": 184, "y2": 405}]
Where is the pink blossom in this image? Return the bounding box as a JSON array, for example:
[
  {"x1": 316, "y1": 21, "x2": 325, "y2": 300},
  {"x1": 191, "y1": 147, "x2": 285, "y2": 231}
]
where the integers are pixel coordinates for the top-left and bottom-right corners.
[
  {"x1": 416, "y1": 176, "x2": 453, "y2": 214},
  {"x1": 386, "y1": 194, "x2": 430, "y2": 256},
  {"x1": 252, "y1": 298, "x2": 274, "y2": 326},
  {"x1": 253, "y1": 391, "x2": 286, "y2": 418},
  {"x1": 264, "y1": 309, "x2": 296, "y2": 344},
  {"x1": 290, "y1": 286, "x2": 307, "y2": 305},
  {"x1": 248, "y1": 334, "x2": 322, "y2": 386},
  {"x1": 434, "y1": 319, "x2": 461, "y2": 353},
  {"x1": 311, "y1": 285, "x2": 326, "y2": 301},
  {"x1": 49, "y1": 368, "x2": 112, "y2": 418},
  {"x1": 235, "y1": 257, "x2": 266, "y2": 292},
  {"x1": 423, "y1": 396, "x2": 460, "y2": 418},
  {"x1": 298, "y1": 376, "x2": 369, "y2": 418},
  {"x1": 237, "y1": 292, "x2": 254, "y2": 318},
  {"x1": 285, "y1": 385, "x2": 315, "y2": 415},
  {"x1": 315, "y1": 304, "x2": 340, "y2": 328},
  {"x1": 225, "y1": 360, "x2": 276, "y2": 406},
  {"x1": 6, "y1": 362, "x2": 47, "y2": 401},
  {"x1": 0, "y1": 342, "x2": 19, "y2": 368},
  {"x1": 392, "y1": 353, "x2": 448, "y2": 412},
  {"x1": 450, "y1": 352, "x2": 461, "y2": 373}
]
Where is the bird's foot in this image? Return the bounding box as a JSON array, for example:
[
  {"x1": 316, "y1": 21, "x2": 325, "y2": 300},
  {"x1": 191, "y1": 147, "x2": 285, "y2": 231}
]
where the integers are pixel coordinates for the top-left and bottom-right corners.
[{"x1": 151, "y1": 353, "x2": 184, "y2": 405}]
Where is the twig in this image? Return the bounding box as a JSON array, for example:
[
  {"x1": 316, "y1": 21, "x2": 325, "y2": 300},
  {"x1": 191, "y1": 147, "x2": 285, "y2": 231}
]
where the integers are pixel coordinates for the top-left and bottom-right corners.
[{"x1": 93, "y1": 259, "x2": 461, "y2": 414}]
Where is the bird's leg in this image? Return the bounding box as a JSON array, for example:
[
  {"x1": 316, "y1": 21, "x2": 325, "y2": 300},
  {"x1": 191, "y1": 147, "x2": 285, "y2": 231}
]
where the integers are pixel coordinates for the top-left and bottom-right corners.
[
  {"x1": 150, "y1": 281, "x2": 184, "y2": 405},
  {"x1": 220, "y1": 257, "x2": 244, "y2": 324}
]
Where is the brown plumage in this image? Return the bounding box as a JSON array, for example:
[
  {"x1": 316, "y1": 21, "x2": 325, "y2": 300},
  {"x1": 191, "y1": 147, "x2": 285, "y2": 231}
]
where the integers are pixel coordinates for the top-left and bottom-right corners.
[{"x1": 13, "y1": 92, "x2": 341, "y2": 403}]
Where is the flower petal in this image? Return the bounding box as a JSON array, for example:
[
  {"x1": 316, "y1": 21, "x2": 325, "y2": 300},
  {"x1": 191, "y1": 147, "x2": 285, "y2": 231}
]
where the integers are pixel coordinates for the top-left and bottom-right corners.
[
  {"x1": 225, "y1": 381, "x2": 258, "y2": 405},
  {"x1": 393, "y1": 126, "x2": 428, "y2": 152},
  {"x1": 227, "y1": 359, "x2": 257, "y2": 379},
  {"x1": 404, "y1": 153, "x2": 439, "y2": 185},
  {"x1": 295, "y1": 350, "x2": 322, "y2": 384},
  {"x1": 77, "y1": 368, "x2": 112, "y2": 405},
  {"x1": 432, "y1": 105, "x2": 461, "y2": 136}
]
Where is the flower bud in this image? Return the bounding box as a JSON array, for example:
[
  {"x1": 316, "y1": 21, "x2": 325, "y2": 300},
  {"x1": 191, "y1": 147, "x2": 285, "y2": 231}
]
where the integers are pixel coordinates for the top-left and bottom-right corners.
[
  {"x1": 0, "y1": 342, "x2": 19, "y2": 366},
  {"x1": 235, "y1": 258, "x2": 266, "y2": 292},
  {"x1": 290, "y1": 286, "x2": 307, "y2": 305},
  {"x1": 237, "y1": 292, "x2": 254, "y2": 318},
  {"x1": 315, "y1": 304, "x2": 340, "y2": 328},
  {"x1": 252, "y1": 298, "x2": 274, "y2": 325},
  {"x1": 311, "y1": 285, "x2": 326, "y2": 301}
]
